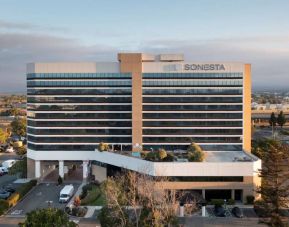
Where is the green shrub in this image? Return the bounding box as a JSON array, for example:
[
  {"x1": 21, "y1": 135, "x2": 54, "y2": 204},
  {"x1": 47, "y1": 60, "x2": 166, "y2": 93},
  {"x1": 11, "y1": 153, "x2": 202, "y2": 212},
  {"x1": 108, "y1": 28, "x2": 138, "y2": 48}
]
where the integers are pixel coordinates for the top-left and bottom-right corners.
[
  {"x1": 17, "y1": 179, "x2": 37, "y2": 199},
  {"x1": 0, "y1": 200, "x2": 9, "y2": 215},
  {"x1": 98, "y1": 142, "x2": 109, "y2": 152},
  {"x1": 98, "y1": 206, "x2": 123, "y2": 227},
  {"x1": 163, "y1": 152, "x2": 174, "y2": 162},
  {"x1": 246, "y1": 195, "x2": 255, "y2": 205},
  {"x1": 144, "y1": 152, "x2": 158, "y2": 161},
  {"x1": 227, "y1": 199, "x2": 235, "y2": 205},
  {"x1": 81, "y1": 185, "x2": 101, "y2": 206},
  {"x1": 158, "y1": 149, "x2": 167, "y2": 160},
  {"x1": 210, "y1": 199, "x2": 224, "y2": 206},
  {"x1": 254, "y1": 199, "x2": 269, "y2": 217},
  {"x1": 187, "y1": 142, "x2": 205, "y2": 162},
  {"x1": 80, "y1": 183, "x2": 94, "y2": 200}
]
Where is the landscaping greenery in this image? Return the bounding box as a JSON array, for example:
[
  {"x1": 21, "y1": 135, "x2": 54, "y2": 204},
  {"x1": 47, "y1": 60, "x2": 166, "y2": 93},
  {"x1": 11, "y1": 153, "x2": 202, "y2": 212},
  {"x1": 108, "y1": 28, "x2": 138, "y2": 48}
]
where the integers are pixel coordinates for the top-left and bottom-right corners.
[
  {"x1": 187, "y1": 142, "x2": 205, "y2": 162},
  {"x1": 143, "y1": 148, "x2": 174, "y2": 162},
  {"x1": 0, "y1": 128, "x2": 8, "y2": 144},
  {"x1": 0, "y1": 200, "x2": 9, "y2": 215},
  {"x1": 277, "y1": 111, "x2": 287, "y2": 128},
  {"x1": 19, "y1": 208, "x2": 76, "y2": 227},
  {"x1": 17, "y1": 179, "x2": 37, "y2": 199},
  {"x1": 98, "y1": 171, "x2": 179, "y2": 227},
  {"x1": 98, "y1": 142, "x2": 109, "y2": 152},
  {"x1": 10, "y1": 117, "x2": 26, "y2": 137},
  {"x1": 9, "y1": 157, "x2": 27, "y2": 178},
  {"x1": 80, "y1": 183, "x2": 105, "y2": 206},
  {"x1": 256, "y1": 139, "x2": 289, "y2": 226}
]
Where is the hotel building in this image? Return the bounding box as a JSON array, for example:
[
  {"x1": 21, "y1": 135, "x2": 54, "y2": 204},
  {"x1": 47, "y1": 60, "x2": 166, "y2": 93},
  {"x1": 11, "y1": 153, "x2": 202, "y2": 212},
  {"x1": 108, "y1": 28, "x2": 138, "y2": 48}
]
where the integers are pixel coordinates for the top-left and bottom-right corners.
[{"x1": 27, "y1": 53, "x2": 260, "y2": 201}]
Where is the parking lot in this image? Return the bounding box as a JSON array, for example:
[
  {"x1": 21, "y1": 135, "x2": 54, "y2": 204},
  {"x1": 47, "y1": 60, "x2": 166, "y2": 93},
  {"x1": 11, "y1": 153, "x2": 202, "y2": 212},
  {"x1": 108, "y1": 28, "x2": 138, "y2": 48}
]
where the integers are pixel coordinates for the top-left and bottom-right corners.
[
  {"x1": 8, "y1": 183, "x2": 80, "y2": 216},
  {"x1": 0, "y1": 153, "x2": 21, "y2": 192}
]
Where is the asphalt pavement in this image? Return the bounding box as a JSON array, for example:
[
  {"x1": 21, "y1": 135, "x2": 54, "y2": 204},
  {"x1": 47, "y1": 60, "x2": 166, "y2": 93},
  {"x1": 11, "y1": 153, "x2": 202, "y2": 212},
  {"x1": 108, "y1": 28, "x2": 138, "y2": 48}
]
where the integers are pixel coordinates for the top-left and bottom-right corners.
[{"x1": 8, "y1": 183, "x2": 80, "y2": 216}]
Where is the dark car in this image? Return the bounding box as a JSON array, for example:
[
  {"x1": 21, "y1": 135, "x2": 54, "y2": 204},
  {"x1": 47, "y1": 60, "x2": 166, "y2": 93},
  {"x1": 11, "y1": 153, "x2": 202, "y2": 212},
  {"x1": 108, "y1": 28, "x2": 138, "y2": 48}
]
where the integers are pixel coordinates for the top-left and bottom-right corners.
[
  {"x1": 0, "y1": 189, "x2": 11, "y2": 199},
  {"x1": 232, "y1": 206, "x2": 244, "y2": 218},
  {"x1": 2, "y1": 185, "x2": 15, "y2": 193},
  {"x1": 214, "y1": 205, "x2": 226, "y2": 217}
]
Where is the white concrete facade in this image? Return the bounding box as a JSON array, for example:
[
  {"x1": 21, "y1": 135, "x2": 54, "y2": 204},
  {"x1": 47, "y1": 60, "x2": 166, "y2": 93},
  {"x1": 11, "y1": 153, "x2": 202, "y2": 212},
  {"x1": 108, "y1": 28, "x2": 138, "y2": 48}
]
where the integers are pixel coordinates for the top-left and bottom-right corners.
[{"x1": 27, "y1": 149, "x2": 260, "y2": 178}]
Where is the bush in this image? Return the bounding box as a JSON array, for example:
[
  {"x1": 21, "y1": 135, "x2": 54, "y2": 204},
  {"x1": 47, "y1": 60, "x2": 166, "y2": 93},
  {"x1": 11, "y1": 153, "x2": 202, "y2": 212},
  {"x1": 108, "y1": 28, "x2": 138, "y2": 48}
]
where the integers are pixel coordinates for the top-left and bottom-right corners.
[
  {"x1": 98, "y1": 206, "x2": 123, "y2": 227},
  {"x1": 227, "y1": 199, "x2": 235, "y2": 205},
  {"x1": 187, "y1": 142, "x2": 205, "y2": 162},
  {"x1": 163, "y1": 152, "x2": 174, "y2": 162},
  {"x1": 7, "y1": 192, "x2": 20, "y2": 207},
  {"x1": 81, "y1": 185, "x2": 101, "y2": 206},
  {"x1": 158, "y1": 149, "x2": 167, "y2": 160},
  {"x1": 98, "y1": 142, "x2": 109, "y2": 152},
  {"x1": 144, "y1": 152, "x2": 158, "y2": 161},
  {"x1": 16, "y1": 146, "x2": 27, "y2": 156},
  {"x1": 71, "y1": 207, "x2": 87, "y2": 217},
  {"x1": 17, "y1": 179, "x2": 37, "y2": 199},
  {"x1": 0, "y1": 200, "x2": 9, "y2": 215},
  {"x1": 80, "y1": 183, "x2": 94, "y2": 200},
  {"x1": 210, "y1": 199, "x2": 224, "y2": 206},
  {"x1": 254, "y1": 199, "x2": 269, "y2": 217},
  {"x1": 246, "y1": 195, "x2": 255, "y2": 205}
]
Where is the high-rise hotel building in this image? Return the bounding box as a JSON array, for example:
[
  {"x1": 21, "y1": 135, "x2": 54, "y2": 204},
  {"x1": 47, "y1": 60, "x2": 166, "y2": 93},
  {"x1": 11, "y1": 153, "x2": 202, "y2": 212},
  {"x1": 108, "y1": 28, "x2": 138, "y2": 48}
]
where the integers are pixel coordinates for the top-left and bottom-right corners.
[{"x1": 27, "y1": 53, "x2": 260, "y2": 201}]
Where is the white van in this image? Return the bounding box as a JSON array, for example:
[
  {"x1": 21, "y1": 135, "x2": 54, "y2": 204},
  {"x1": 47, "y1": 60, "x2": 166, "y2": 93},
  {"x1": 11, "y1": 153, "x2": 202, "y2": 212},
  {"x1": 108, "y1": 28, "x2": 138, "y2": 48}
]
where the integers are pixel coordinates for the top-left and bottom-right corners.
[
  {"x1": 2, "y1": 160, "x2": 16, "y2": 168},
  {"x1": 59, "y1": 184, "x2": 74, "y2": 203},
  {"x1": 0, "y1": 167, "x2": 8, "y2": 175}
]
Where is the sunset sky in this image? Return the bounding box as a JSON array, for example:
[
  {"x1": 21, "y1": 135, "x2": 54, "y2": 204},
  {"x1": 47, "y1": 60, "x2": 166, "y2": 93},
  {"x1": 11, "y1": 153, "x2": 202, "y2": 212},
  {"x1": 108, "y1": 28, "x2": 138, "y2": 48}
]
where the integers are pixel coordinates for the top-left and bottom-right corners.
[{"x1": 0, "y1": 0, "x2": 288, "y2": 92}]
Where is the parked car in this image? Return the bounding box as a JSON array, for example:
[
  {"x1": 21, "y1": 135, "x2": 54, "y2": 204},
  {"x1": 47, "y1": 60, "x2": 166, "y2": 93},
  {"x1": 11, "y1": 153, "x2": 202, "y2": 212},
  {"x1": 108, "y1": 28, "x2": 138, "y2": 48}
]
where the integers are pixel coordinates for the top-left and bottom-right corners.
[
  {"x1": 0, "y1": 167, "x2": 8, "y2": 175},
  {"x1": 214, "y1": 205, "x2": 226, "y2": 217},
  {"x1": 5, "y1": 147, "x2": 14, "y2": 153},
  {"x1": 232, "y1": 206, "x2": 244, "y2": 218},
  {"x1": 0, "y1": 189, "x2": 11, "y2": 199},
  {"x1": 59, "y1": 185, "x2": 74, "y2": 203},
  {"x1": 2, "y1": 185, "x2": 15, "y2": 193},
  {"x1": 2, "y1": 159, "x2": 17, "y2": 168}
]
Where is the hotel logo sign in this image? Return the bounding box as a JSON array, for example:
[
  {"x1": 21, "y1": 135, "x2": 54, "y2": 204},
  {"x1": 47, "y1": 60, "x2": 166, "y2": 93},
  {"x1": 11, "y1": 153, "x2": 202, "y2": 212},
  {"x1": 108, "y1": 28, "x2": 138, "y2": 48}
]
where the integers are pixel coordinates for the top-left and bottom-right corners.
[{"x1": 184, "y1": 64, "x2": 226, "y2": 71}]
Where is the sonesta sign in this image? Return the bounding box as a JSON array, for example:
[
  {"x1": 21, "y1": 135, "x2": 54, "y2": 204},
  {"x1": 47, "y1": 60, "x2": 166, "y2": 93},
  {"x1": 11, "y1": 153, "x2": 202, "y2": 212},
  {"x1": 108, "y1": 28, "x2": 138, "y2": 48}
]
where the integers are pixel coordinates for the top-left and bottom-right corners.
[{"x1": 184, "y1": 64, "x2": 225, "y2": 71}]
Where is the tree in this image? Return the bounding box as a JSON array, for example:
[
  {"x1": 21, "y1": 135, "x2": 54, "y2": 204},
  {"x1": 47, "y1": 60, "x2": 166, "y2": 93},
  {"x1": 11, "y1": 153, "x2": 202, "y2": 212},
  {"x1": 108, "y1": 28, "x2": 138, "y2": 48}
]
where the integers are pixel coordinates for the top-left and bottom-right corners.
[
  {"x1": 0, "y1": 128, "x2": 8, "y2": 144},
  {"x1": 9, "y1": 157, "x2": 27, "y2": 178},
  {"x1": 11, "y1": 117, "x2": 26, "y2": 137},
  {"x1": 187, "y1": 142, "x2": 205, "y2": 162},
  {"x1": 158, "y1": 148, "x2": 167, "y2": 160},
  {"x1": 98, "y1": 171, "x2": 179, "y2": 227},
  {"x1": 19, "y1": 208, "x2": 76, "y2": 227},
  {"x1": 98, "y1": 142, "x2": 109, "y2": 152},
  {"x1": 277, "y1": 111, "x2": 286, "y2": 128},
  {"x1": 256, "y1": 139, "x2": 289, "y2": 226},
  {"x1": 8, "y1": 108, "x2": 20, "y2": 117},
  {"x1": 269, "y1": 112, "x2": 277, "y2": 127}
]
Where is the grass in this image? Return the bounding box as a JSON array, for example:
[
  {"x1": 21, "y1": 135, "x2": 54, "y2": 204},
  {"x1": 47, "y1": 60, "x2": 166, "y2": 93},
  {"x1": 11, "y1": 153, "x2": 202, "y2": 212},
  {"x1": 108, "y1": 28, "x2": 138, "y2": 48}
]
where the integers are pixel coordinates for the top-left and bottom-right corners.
[{"x1": 80, "y1": 184, "x2": 106, "y2": 206}]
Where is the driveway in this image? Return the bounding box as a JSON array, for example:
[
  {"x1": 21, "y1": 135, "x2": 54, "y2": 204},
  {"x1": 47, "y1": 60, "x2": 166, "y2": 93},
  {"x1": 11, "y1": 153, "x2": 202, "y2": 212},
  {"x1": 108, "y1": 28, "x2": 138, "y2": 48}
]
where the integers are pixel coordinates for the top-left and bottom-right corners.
[{"x1": 8, "y1": 183, "x2": 80, "y2": 216}]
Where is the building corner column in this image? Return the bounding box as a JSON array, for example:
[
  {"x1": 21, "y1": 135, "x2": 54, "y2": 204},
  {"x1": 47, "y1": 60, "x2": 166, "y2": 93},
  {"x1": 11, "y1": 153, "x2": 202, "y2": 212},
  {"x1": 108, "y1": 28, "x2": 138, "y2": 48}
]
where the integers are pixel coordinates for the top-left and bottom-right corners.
[
  {"x1": 35, "y1": 160, "x2": 41, "y2": 179},
  {"x1": 59, "y1": 160, "x2": 64, "y2": 178}
]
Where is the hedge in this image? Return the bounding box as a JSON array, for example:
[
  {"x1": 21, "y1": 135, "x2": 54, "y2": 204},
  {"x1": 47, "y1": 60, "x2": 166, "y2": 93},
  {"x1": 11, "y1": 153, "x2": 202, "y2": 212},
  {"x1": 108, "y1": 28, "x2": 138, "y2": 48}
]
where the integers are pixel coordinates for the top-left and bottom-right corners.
[
  {"x1": 17, "y1": 179, "x2": 37, "y2": 199},
  {"x1": 0, "y1": 200, "x2": 9, "y2": 215}
]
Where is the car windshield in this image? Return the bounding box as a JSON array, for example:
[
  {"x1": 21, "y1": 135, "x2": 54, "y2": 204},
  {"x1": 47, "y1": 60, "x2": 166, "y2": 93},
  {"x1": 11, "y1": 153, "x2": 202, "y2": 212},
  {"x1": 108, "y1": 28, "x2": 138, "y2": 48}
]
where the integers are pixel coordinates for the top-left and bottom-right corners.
[{"x1": 60, "y1": 194, "x2": 69, "y2": 198}]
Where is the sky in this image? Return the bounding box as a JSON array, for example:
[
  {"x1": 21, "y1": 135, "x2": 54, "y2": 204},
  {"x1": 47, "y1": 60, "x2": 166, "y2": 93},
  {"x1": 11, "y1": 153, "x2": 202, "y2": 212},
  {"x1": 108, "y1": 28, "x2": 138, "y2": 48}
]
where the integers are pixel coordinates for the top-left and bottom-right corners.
[{"x1": 0, "y1": 0, "x2": 288, "y2": 93}]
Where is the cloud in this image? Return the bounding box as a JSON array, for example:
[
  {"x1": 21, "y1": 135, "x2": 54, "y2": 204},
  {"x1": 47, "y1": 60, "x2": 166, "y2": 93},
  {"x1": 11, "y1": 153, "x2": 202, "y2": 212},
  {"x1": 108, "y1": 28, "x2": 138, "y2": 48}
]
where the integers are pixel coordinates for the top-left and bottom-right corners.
[
  {"x1": 138, "y1": 37, "x2": 289, "y2": 90},
  {"x1": 0, "y1": 32, "x2": 118, "y2": 93},
  {"x1": 0, "y1": 32, "x2": 288, "y2": 93},
  {"x1": 0, "y1": 20, "x2": 68, "y2": 32}
]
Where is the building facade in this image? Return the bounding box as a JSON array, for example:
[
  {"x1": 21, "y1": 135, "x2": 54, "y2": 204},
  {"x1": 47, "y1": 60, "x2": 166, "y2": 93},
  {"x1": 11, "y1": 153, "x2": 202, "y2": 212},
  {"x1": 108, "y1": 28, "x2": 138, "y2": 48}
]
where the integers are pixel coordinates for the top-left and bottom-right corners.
[{"x1": 27, "y1": 53, "x2": 259, "y2": 201}]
